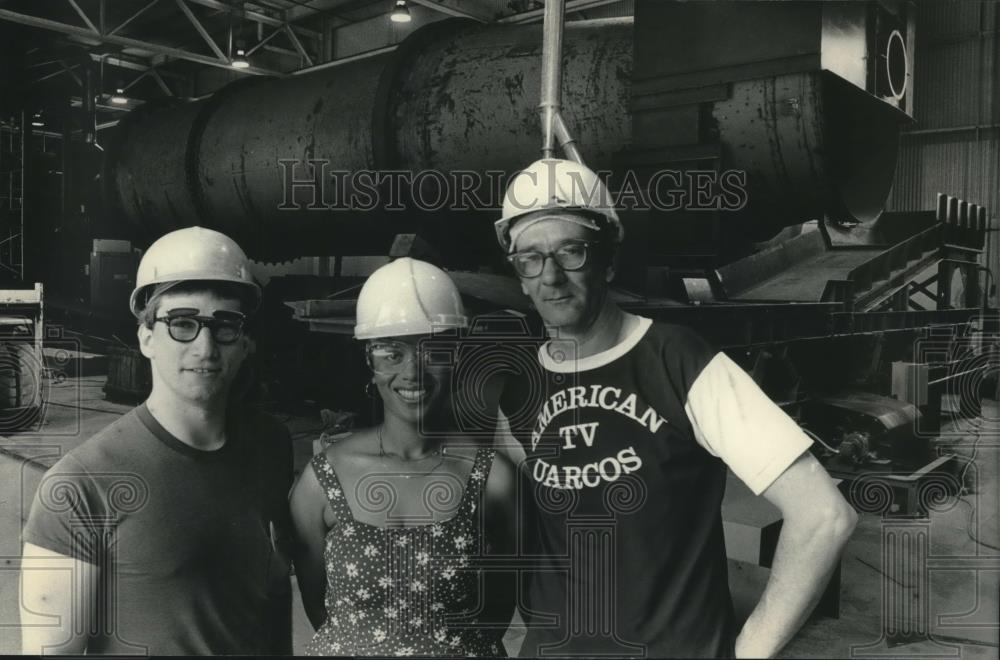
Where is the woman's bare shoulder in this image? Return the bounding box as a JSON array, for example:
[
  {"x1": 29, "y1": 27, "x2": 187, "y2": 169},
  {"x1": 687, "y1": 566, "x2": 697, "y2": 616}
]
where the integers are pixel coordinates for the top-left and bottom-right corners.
[{"x1": 323, "y1": 427, "x2": 378, "y2": 463}]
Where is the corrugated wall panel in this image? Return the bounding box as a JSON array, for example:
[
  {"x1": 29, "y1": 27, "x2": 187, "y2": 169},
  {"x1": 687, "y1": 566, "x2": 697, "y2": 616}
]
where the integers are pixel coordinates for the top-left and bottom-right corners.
[
  {"x1": 571, "y1": 0, "x2": 633, "y2": 20},
  {"x1": 919, "y1": 0, "x2": 984, "y2": 38},
  {"x1": 885, "y1": 141, "x2": 920, "y2": 211},
  {"x1": 975, "y1": 133, "x2": 999, "y2": 309},
  {"x1": 972, "y1": 130, "x2": 1000, "y2": 212},
  {"x1": 888, "y1": 1, "x2": 998, "y2": 305},
  {"x1": 914, "y1": 39, "x2": 984, "y2": 129},
  {"x1": 982, "y1": 34, "x2": 998, "y2": 125},
  {"x1": 891, "y1": 133, "x2": 998, "y2": 212},
  {"x1": 927, "y1": 139, "x2": 963, "y2": 208}
]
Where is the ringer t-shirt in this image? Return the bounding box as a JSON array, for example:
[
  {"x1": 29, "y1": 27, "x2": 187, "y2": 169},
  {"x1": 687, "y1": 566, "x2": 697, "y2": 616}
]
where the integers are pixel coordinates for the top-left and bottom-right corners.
[
  {"x1": 500, "y1": 316, "x2": 811, "y2": 658},
  {"x1": 22, "y1": 403, "x2": 294, "y2": 655}
]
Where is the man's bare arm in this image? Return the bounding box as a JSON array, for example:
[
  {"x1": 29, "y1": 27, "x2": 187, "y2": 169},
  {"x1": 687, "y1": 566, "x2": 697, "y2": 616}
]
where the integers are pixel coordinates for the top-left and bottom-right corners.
[
  {"x1": 20, "y1": 542, "x2": 98, "y2": 655},
  {"x1": 734, "y1": 452, "x2": 857, "y2": 658},
  {"x1": 289, "y1": 463, "x2": 330, "y2": 631}
]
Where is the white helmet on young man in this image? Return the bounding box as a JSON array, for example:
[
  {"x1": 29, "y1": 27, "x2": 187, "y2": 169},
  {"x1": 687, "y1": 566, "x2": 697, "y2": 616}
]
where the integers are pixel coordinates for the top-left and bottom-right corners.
[
  {"x1": 495, "y1": 158, "x2": 624, "y2": 253},
  {"x1": 354, "y1": 258, "x2": 468, "y2": 340},
  {"x1": 128, "y1": 226, "x2": 260, "y2": 318}
]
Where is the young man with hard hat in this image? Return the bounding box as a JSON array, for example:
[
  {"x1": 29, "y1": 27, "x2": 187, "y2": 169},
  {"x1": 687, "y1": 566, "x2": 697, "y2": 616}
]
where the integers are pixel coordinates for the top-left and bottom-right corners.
[
  {"x1": 20, "y1": 227, "x2": 294, "y2": 655},
  {"x1": 496, "y1": 159, "x2": 858, "y2": 658}
]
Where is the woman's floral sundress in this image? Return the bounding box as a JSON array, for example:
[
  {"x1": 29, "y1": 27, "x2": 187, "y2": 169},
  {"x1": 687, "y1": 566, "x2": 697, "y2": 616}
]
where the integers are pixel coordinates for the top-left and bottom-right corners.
[{"x1": 304, "y1": 446, "x2": 505, "y2": 657}]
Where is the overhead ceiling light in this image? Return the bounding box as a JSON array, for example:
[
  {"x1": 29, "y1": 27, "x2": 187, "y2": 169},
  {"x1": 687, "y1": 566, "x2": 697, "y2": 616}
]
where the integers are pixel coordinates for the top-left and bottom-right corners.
[
  {"x1": 30, "y1": 112, "x2": 44, "y2": 128},
  {"x1": 110, "y1": 88, "x2": 129, "y2": 105},
  {"x1": 231, "y1": 48, "x2": 250, "y2": 69},
  {"x1": 390, "y1": 0, "x2": 411, "y2": 23}
]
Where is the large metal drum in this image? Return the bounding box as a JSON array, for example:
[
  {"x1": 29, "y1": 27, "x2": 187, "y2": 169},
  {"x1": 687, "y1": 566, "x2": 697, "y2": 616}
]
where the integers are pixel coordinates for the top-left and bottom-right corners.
[{"x1": 108, "y1": 15, "x2": 903, "y2": 262}]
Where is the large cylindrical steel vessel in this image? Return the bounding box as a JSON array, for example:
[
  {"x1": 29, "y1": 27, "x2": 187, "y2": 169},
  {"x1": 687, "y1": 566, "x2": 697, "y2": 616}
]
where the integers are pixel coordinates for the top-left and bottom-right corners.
[
  {"x1": 108, "y1": 19, "x2": 634, "y2": 260},
  {"x1": 107, "y1": 16, "x2": 901, "y2": 262}
]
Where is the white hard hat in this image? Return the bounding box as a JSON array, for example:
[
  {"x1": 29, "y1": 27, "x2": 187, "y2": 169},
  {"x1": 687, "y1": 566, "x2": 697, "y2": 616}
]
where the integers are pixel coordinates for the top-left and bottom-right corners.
[
  {"x1": 129, "y1": 226, "x2": 261, "y2": 318},
  {"x1": 355, "y1": 258, "x2": 468, "y2": 340},
  {"x1": 495, "y1": 158, "x2": 624, "y2": 253}
]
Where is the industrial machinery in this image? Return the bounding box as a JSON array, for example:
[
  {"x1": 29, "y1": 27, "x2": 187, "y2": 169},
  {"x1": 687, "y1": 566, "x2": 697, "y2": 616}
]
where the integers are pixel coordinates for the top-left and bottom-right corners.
[
  {"x1": 106, "y1": 3, "x2": 927, "y2": 266},
  {"x1": 0, "y1": 283, "x2": 44, "y2": 431},
  {"x1": 99, "y1": 1, "x2": 993, "y2": 505}
]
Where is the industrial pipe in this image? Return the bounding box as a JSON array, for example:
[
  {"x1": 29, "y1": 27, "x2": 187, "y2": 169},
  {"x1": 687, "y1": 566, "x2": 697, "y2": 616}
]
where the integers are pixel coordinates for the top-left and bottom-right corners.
[
  {"x1": 538, "y1": 0, "x2": 583, "y2": 163},
  {"x1": 539, "y1": 0, "x2": 564, "y2": 160}
]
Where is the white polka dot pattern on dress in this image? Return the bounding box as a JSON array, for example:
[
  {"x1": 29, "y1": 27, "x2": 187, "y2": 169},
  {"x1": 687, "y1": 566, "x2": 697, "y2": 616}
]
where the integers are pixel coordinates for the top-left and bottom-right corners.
[{"x1": 303, "y1": 447, "x2": 504, "y2": 657}]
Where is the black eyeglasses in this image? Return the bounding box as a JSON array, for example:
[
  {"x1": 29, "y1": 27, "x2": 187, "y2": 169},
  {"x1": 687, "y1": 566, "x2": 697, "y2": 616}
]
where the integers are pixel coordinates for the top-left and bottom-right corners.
[
  {"x1": 154, "y1": 309, "x2": 246, "y2": 345},
  {"x1": 507, "y1": 240, "x2": 598, "y2": 279}
]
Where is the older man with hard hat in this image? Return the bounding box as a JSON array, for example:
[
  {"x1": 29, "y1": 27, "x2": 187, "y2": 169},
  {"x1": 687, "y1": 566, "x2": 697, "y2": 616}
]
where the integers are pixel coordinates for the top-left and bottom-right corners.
[
  {"x1": 496, "y1": 159, "x2": 858, "y2": 658},
  {"x1": 20, "y1": 227, "x2": 294, "y2": 655}
]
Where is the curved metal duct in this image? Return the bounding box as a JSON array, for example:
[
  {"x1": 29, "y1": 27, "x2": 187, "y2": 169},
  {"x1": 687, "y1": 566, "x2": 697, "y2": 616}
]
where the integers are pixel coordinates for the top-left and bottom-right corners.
[{"x1": 714, "y1": 71, "x2": 901, "y2": 238}]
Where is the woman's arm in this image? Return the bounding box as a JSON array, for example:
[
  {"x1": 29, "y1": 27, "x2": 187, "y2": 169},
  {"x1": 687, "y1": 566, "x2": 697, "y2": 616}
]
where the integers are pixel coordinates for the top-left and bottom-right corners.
[{"x1": 289, "y1": 462, "x2": 332, "y2": 631}]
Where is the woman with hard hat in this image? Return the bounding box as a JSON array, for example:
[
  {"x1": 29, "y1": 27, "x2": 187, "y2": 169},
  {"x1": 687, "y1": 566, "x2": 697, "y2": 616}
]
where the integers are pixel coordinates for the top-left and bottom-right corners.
[{"x1": 289, "y1": 258, "x2": 518, "y2": 657}]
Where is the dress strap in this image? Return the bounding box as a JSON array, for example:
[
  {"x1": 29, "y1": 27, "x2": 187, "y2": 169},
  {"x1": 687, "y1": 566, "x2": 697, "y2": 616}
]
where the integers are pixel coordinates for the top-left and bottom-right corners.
[
  {"x1": 457, "y1": 446, "x2": 496, "y2": 514},
  {"x1": 310, "y1": 451, "x2": 354, "y2": 523}
]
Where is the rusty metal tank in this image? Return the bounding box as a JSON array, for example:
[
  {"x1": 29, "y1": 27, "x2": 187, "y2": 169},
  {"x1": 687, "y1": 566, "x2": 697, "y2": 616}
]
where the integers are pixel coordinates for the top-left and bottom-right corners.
[
  {"x1": 107, "y1": 18, "x2": 634, "y2": 261},
  {"x1": 107, "y1": 13, "x2": 905, "y2": 263}
]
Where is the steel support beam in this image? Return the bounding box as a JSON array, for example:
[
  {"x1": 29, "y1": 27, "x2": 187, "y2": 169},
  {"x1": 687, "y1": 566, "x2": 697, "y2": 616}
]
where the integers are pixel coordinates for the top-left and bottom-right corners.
[
  {"x1": 409, "y1": 0, "x2": 490, "y2": 23},
  {"x1": 108, "y1": 0, "x2": 161, "y2": 37},
  {"x1": 71, "y1": 97, "x2": 138, "y2": 112},
  {"x1": 66, "y1": 0, "x2": 99, "y2": 34},
  {"x1": 148, "y1": 68, "x2": 175, "y2": 96},
  {"x1": 0, "y1": 8, "x2": 280, "y2": 75},
  {"x1": 263, "y1": 44, "x2": 300, "y2": 58},
  {"x1": 247, "y1": 26, "x2": 283, "y2": 55},
  {"x1": 498, "y1": 0, "x2": 623, "y2": 24},
  {"x1": 90, "y1": 54, "x2": 188, "y2": 88},
  {"x1": 93, "y1": 53, "x2": 153, "y2": 73},
  {"x1": 174, "y1": 0, "x2": 228, "y2": 63},
  {"x1": 122, "y1": 69, "x2": 153, "y2": 92},
  {"x1": 185, "y1": 0, "x2": 321, "y2": 40},
  {"x1": 284, "y1": 24, "x2": 314, "y2": 66},
  {"x1": 271, "y1": 0, "x2": 349, "y2": 23},
  {"x1": 289, "y1": 44, "x2": 396, "y2": 76},
  {"x1": 33, "y1": 62, "x2": 82, "y2": 86}
]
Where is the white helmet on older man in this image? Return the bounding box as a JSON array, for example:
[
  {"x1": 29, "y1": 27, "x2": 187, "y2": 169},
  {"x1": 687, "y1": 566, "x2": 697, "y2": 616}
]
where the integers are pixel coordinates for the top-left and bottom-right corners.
[
  {"x1": 129, "y1": 226, "x2": 261, "y2": 318},
  {"x1": 354, "y1": 258, "x2": 468, "y2": 340},
  {"x1": 495, "y1": 158, "x2": 624, "y2": 253}
]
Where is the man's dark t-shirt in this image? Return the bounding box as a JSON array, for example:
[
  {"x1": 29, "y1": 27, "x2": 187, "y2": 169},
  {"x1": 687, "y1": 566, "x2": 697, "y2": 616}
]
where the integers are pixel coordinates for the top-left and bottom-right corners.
[
  {"x1": 22, "y1": 403, "x2": 293, "y2": 655},
  {"x1": 500, "y1": 318, "x2": 811, "y2": 658}
]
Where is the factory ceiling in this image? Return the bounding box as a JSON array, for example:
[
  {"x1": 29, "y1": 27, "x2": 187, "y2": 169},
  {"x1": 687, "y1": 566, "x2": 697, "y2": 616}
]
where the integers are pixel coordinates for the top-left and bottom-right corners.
[{"x1": 0, "y1": 0, "x2": 623, "y2": 130}]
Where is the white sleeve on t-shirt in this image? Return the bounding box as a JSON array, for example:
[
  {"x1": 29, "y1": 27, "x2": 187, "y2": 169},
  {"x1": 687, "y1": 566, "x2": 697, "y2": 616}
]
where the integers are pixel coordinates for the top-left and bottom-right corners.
[{"x1": 683, "y1": 352, "x2": 812, "y2": 495}]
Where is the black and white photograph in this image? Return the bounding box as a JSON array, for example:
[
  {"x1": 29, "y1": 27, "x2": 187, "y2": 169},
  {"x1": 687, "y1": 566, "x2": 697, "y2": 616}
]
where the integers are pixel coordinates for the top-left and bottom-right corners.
[{"x1": 0, "y1": 0, "x2": 997, "y2": 656}]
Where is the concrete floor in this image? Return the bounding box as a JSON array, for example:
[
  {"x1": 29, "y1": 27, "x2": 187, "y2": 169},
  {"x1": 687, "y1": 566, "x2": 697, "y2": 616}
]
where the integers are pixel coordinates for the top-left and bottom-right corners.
[{"x1": 1, "y1": 376, "x2": 997, "y2": 657}]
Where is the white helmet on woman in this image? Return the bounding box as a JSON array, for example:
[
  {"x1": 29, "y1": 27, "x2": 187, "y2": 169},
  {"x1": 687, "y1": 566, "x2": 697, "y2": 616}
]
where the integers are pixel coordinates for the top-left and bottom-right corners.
[
  {"x1": 495, "y1": 158, "x2": 624, "y2": 253},
  {"x1": 354, "y1": 258, "x2": 468, "y2": 340},
  {"x1": 129, "y1": 226, "x2": 261, "y2": 318}
]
